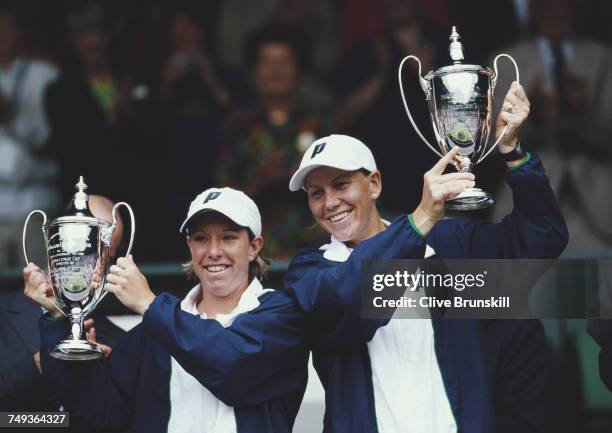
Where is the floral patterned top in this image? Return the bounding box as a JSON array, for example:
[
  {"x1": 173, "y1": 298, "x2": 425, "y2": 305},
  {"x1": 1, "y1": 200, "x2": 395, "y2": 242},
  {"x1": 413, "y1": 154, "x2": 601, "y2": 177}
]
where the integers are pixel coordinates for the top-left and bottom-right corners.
[{"x1": 215, "y1": 105, "x2": 332, "y2": 259}]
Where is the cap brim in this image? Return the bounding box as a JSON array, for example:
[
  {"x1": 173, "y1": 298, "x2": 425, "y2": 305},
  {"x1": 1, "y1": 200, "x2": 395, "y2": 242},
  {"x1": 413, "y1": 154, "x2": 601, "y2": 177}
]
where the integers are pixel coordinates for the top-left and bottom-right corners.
[
  {"x1": 289, "y1": 164, "x2": 326, "y2": 191},
  {"x1": 289, "y1": 161, "x2": 366, "y2": 191},
  {"x1": 179, "y1": 208, "x2": 248, "y2": 234}
]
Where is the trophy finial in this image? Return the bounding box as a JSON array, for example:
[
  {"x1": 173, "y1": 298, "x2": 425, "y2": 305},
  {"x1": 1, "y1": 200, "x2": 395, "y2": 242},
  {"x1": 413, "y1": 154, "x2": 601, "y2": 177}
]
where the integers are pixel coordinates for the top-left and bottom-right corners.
[
  {"x1": 76, "y1": 176, "x2": 87, "y2": 193},
  {"x1": 449, "y1": 26, "x2": 464, "y2": 63},
  {"x1": 70, "y1": 176, "x2": 93, "y2": 216}
]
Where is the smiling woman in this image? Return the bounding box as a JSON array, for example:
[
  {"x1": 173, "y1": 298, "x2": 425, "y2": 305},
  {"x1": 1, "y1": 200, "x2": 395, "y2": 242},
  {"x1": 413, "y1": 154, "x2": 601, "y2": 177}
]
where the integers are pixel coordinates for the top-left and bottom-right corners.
[
  {"x1": 32, "y1": 187, "x2": 310, "y2": 433},
  {"x1": 304, "y1": 167, "x2": 385, "y2": 247},
  {"x1": 284, "y1": 123, "x2": 568, "y2": 433},
  {"x1": 180, "y1": 193, "x2": 269, "y2": 319}
]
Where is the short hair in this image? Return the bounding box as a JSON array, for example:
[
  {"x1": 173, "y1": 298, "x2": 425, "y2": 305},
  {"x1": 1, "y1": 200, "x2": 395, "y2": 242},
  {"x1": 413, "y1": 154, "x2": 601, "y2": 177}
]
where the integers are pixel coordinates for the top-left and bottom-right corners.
[{"x1": 245, "y1": 24, "x2": 309, "y2": 71}]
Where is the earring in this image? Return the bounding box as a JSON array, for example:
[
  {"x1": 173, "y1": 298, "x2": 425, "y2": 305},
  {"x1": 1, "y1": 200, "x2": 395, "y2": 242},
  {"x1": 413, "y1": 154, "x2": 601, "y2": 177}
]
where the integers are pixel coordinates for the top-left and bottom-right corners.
[{"x1": 249, "y1": 256, "x2": 255, "y2": 262}]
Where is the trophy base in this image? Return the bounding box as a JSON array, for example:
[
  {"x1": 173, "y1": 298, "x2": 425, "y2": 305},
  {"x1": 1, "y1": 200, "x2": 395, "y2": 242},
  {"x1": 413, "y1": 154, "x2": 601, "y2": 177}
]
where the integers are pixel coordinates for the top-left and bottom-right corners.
[
  {"x1": 49, "y1": 339, "x2": 103, "y2": 361},
  {"x1": 446, "y1": 188, "x2": 495, "y2": 211}
]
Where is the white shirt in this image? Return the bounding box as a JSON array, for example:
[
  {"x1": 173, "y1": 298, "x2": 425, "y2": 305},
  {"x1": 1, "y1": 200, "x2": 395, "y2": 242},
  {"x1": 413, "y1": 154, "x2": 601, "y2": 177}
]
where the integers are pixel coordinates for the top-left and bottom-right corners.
[
  {"x1": 0, "y1": 57, "x2": 59, "y2": 219},
  {"x1": 320, "y1": 223, "x2": 457, "y2": 433},
  {"x1": 167, "y1": 278, "x2": 272, "y2": 433}
]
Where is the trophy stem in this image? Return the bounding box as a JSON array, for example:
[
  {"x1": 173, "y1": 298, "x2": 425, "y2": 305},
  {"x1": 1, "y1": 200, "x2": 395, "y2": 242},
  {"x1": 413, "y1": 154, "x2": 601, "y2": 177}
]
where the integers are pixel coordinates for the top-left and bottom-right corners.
[
  {"x1": 69, "y1": 312, "x2": 82, "y2": 340},
  {"x1": 49, "y1": 308, "x2": 103, "y2": 361},
  {"x1": 457, "y1": 156, "x2": 472, "y2": 173}
]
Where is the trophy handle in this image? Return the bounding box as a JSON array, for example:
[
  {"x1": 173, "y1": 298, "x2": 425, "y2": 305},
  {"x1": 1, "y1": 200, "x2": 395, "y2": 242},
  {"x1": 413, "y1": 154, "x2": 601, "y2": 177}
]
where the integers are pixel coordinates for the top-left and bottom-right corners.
[
  {"x1": 111, "y1": 202, "x2": 136, "y2": 257},
  {"x1": 22, "y1": 210, "x2": 47, "y2": 266},
  {"x1": 491, "y1": 53, "x2": 520, "y2": 91},
  {"x1": 22, "y1": 210, "x2": 67, "y2": 317},
  {"x1": 478, "y1": 54, "x2": 521, "y2": 164},
  {"x1": 98, "y1": 202, "x2": 136, "y2": 303},
  {"x1": 398, "y1": 55, "x2": 443, "y2": 158}
]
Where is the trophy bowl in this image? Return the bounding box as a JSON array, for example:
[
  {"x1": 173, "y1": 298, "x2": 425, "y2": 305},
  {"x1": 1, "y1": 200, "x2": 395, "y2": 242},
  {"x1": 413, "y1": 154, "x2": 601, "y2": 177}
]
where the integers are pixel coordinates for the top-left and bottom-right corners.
[
  {"x1": 399, "y1": 26, "x2": 520, "y2": 210},
  {"x1": 45, "y1": 216, "x2": 113, "y2": 360},
  {"x1": 425, "y1": 63, "x2": 495, "y2": 209},
  {"x1": 23, "y1": 177, "x2": 135, "y2": 361}
]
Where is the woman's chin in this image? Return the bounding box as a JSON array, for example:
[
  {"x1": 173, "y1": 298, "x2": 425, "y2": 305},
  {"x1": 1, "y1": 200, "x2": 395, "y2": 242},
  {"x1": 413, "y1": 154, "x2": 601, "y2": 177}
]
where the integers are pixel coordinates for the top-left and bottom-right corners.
[
  {"x1": 204, "y1": 284, "x2": 237, "y2": 299},
  {"x1": 330, "y1": 227, "x2": 356, "y2": 244}
]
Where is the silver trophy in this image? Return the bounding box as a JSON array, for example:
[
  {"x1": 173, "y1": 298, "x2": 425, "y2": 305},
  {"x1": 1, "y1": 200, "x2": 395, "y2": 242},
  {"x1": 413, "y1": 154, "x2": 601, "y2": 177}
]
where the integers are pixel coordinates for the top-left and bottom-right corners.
[
  {"x1": 22, "y1": 177, "x2": 135, "y2": 360},
  {"x1": 399, "y1": 26, "x2": 520, "y2": 210}
]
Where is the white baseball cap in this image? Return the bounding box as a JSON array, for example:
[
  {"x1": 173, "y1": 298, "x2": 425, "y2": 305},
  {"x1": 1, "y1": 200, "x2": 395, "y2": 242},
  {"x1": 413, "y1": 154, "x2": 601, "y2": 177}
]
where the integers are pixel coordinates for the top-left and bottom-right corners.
[
  {"x1": 179, "y1": 187, "x2": 262, "y2": 236},
  {"x1": 289, "y1": 134, "x2": 377, "y2": 191}
]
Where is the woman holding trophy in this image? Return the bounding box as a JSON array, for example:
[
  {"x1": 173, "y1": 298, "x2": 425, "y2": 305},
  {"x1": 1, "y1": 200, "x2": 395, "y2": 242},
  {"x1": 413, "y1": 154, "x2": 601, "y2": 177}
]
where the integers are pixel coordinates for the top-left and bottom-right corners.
[
  {"x1": 281, "y1": 79, "x2": 568, "y2": 432},
  {"x1": 26, "y1": 187, "x2": 310, "y2": 433}
]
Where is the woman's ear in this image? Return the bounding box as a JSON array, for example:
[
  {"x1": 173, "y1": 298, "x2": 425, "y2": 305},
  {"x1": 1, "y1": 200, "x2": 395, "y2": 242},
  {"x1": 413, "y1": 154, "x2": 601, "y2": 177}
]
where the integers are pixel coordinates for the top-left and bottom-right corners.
[
  {"x1": 249, "y1": 236, "x2": 264, "y2": 261},
  {"x1": 369, "y1": 170, "x2": 382, "y2": 200}
]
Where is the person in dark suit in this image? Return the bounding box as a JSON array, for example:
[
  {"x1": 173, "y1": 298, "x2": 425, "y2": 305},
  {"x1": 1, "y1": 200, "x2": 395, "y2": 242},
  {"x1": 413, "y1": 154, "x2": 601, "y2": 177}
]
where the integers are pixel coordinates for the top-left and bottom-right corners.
[
  {"x1": 0, "y1": 289, "x2": 58, "y2": 411},
  {"x1": 0, "y1": 290, "x2": 123, "y2": 411}
]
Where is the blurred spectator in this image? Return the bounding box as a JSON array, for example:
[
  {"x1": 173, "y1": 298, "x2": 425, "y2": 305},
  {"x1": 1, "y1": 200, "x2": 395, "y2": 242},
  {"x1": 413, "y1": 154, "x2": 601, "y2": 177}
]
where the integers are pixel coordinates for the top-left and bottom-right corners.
[
  {"x1": 268, "y1": 0, "x2": 337, "y2": 89},
  {"x1": 0, "y1": 3, "x2": 59, "y2": 267},
  {"x1": 45, "y1": 1, "x2": 125, "y2": 203},
  {"x1": 152, "y1": 8, "x2": 243, "y2": 261},
  {"x1": 214, "y1": 0, "x2": 336, "y2": 77},
  {"x1": 334, "y1": 0, "x2": 444, "y2": 215},
  {"x1": 112, "y1": 1, "x2": 164, "y2": 91},
  {"x1": 492, "y1": 0, "x2": 612, "y2": 252},
  {"x1": 45, "y1": 1, "x2": 172, "y2": 264},
  {"x1": 160, "y1": 10, "x2": 232, "y2": 109},
  {"x1": 214, "y1": 0, "x2": 277, "y2": 73},
  {"x1": 110, "y1": 1, "x2": 166, "y2": 143},
  {"x1": 215, "y1": 25, "x2": 330, "y2": 259}
]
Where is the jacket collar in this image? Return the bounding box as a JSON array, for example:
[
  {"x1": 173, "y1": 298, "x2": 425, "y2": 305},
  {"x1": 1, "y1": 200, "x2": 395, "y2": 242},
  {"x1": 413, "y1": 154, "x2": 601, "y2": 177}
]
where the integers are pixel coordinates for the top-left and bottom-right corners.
[{"x1": 181, "y1": 278, "x2": 271, "y2": 327}]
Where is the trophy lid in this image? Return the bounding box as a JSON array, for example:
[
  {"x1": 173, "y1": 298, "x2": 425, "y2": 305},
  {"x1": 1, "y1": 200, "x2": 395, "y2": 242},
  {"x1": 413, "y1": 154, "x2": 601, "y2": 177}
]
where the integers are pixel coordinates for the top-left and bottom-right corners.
[
  {"x1": 449, "y1": 26, "x2": 464, "y2": 63},
  {"x1": 69, "y1": 176, "x2": 94, "y2": 217},
  {"x1": 47, "y1": 176, "x2": 111, "y2": 228},
  {"x1": 425, "y1": 26, "x2": 493, "y2": 80}
]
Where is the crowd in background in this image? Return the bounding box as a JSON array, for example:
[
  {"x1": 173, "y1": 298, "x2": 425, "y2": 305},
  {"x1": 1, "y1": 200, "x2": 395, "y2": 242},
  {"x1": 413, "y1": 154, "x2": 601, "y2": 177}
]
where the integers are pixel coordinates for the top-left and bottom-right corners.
[{"x1": 1, "y1": 0, "x2": 611, "y2": 266}]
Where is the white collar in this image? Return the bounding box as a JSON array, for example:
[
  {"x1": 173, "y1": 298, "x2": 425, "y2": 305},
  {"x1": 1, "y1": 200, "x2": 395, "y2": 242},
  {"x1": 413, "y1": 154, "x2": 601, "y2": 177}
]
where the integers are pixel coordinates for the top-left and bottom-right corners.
[
  {"x1": 181, "y1": 278, "x2": 269, "y2": 327},
  {"x1": 318, "y1": 218, "x2": 436, "y2": 261}
]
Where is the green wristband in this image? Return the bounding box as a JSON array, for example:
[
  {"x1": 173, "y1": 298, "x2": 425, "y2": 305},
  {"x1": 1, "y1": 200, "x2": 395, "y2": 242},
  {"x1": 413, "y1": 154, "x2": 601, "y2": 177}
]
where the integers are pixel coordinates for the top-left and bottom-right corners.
[
  {"x1": 506, "y1": 152, "x2": 532, "y2": 171},
  {"x1": 407, "y1": 213, "x2": 426, "y2": 239}
]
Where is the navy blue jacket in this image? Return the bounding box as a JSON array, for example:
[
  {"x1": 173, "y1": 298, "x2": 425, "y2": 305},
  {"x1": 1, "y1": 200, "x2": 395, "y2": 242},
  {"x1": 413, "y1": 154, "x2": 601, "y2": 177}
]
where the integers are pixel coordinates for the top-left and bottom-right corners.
[
  {"x1": 283, "y1": 154, "x2": 568, "y2": 433},
  {"x1": 481, "y1": 319, "x2": 554, "y2": 433},
  {"x1": 39, "y1": 289, "x2": 309, "y2": 433}
]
